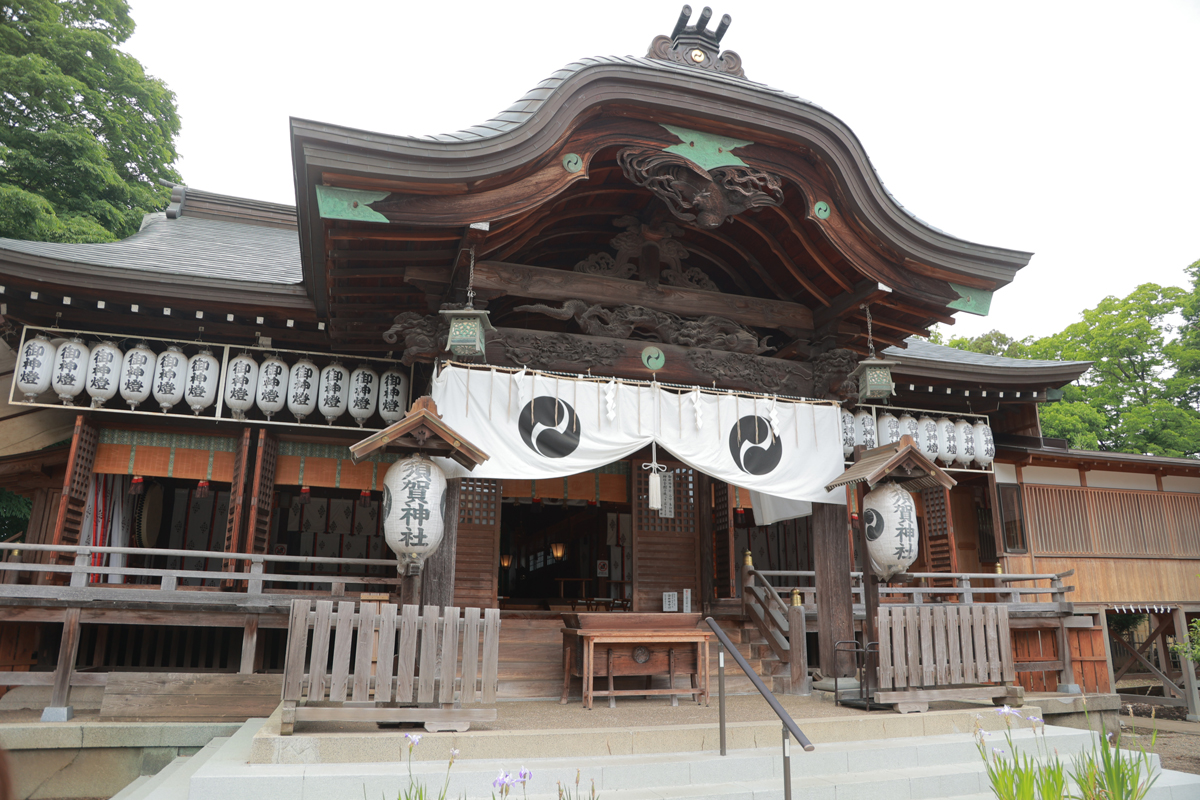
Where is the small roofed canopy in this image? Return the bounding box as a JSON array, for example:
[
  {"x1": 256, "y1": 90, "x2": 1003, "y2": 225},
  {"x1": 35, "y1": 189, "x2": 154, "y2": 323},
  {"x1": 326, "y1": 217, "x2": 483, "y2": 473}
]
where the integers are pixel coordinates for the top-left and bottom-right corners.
[
  {"x1": 825, "y1": 435, "x2": 955, "y2": 494},
  {"x1": 349, "y1": 397, "x2": 489, "y2": 469}
]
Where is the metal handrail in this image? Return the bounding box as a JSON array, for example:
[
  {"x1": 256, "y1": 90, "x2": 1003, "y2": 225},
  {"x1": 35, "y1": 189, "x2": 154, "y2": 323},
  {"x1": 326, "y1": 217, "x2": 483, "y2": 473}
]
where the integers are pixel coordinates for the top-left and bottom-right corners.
[{"x1": 705, "y1": 617, "x2": 812, "y2": 800}]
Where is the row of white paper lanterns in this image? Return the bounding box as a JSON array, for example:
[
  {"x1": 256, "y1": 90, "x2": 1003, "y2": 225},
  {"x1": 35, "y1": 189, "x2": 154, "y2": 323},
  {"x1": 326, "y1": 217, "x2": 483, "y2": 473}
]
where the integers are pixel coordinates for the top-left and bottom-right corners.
[
  {"x1": 841, "y1": 409, "x2": 995, "y2": 467},
  {"x1": 15, "y1": 334, "x2": 409, "y2": 426}
]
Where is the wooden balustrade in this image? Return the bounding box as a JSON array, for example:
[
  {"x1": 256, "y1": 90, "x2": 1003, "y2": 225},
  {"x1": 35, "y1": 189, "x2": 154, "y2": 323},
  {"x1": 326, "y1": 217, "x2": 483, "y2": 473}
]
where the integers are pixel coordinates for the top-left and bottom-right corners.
[{"x1": 0, "y1": 542, "x2": 401, "y2": 606}]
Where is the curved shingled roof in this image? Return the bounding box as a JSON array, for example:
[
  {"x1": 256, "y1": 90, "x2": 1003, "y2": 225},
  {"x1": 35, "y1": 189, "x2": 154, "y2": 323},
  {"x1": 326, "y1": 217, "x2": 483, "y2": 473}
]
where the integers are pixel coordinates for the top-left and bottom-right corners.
[
  {"x1": 885, "y1": 337, "x2": 1091, "y2": 387},
  {"x1": 418, "y1": 55, "x2": 959, "y2": 240}
]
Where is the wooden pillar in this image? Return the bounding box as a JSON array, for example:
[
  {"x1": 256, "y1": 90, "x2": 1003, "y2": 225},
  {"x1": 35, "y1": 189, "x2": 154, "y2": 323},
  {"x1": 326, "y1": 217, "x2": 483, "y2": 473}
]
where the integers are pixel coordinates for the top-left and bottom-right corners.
[
  {"x1": 1173, "y1": 608, "x2": 1200, "y2": 722},
  {"x1": 1057, "y1": 619, "x2": 1080, "y2": 693},
  {"x1": 813, "y1": 502, "x2": 854, "y2": 677},
  {"x1": 240, "y1": 616, "x2": 259, "y2": 674},
  {"x1": 421, "y1": 478, "x2": 461, "y2": 610},
  {"x1": 1096, "y1": 609, "x2": 1118, "y2": 695},
  {"x1": 1152, "y1": 613, "x2": 1179, "y2": 697},
  {"x1": 43, "y1": 608, "x2": 81, "y2": 721},
  {"x1": 697, "y1": 473, "x2": 714, "y2": 611},
  {"x1": 788, "y1": 600, "x2": 811, "y2": 695}
]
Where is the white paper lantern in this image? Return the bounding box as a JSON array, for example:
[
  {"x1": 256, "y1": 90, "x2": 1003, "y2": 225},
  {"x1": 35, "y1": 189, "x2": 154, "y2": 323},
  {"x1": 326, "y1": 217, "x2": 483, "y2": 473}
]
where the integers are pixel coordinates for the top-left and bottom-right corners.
[
  {"x1": 318, "y1": 362, "x2": 349, "y2": 424},
  {"x1": 152, "y1": 345, "x2": 186, "y2": 412},
  {"x1": 917, "y1": 415, "x2": 939, "y2": 462},
  {"x1": 935, "y1": 416, "x2": 957, "y2": 465},
  {"x1": 840, "y1": 409, "x2": 855, "y2": 459},
  {"x1": 853, "y1": 409, "x2": 877, "y2": 450},
  {"x1": 973, "y1": 420, "x2": 996, "y2": 467},
  {"x1": 878, "y1": 412, "x2": 901, "y2": 445},
  {"x1": 862, "y1": 481, "x2": 919, "y2": 581},
  {"x1": 349, "y1": 366, "x2": 379, "y2": 426},
  {"x1": 84, "y1": 341, "x2": 122, "y2": 407},
  {"x1": 15, "y1": 333, "x2": 55, "y2": 400},
  {"x1": 256, "y1": 355, "x2": 290, "y2": 420},
  {"x1": 378, "y1": 369, "x2": 409, "y2": 424},
  {"x1": 52, "y1": 337, "x2": 90, "y2": 405},
  {"x1": 287, "y1": 358, "x2": 319, "y2": 422},
  {"x1": 224, "y1": 352, "x2": 259, "y2": 421},
  {"x1": 954, "y1": 419, "x2": 976, "y2": 466},
  {"x1": 120, "y1": 342, "x2": 155, "y2": 410},
  {"x1": 381, "y1": 455, "x2": 448, "y2": 572},
  {"x1": 898, "y1": 414, "x2": 919, "y2": 443},
  {"x1": 185, "y1": 349, "x2": 220, "y2": 414}
]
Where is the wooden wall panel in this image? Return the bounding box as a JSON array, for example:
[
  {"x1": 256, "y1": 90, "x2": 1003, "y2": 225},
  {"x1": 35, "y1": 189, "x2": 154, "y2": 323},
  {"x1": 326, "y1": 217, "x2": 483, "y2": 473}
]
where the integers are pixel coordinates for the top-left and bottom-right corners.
[
  {"x1": 1020, "y1": 556, "x2": 1200, "y2": 605},
  {"x1": 632, "y1": 462, "x2": 699, "y2": 612},
  {"x1": 453, "y1": 478, "x2": 501, "y2": 609},
  {"x1": 1024, "y1": 485, "x2": 1198, "y2": 558}
]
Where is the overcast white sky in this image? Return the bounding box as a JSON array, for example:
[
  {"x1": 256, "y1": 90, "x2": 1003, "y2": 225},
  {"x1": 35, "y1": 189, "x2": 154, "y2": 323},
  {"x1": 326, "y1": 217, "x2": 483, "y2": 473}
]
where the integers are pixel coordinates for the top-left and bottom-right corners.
[{"x1": 125, "y1": 0, "x2": 1200, "y2": 341}]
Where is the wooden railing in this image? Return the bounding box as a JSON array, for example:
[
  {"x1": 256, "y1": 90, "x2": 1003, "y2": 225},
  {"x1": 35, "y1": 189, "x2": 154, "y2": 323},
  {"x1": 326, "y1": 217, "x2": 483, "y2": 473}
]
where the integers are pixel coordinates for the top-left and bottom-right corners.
[
  {"x1": 1023, "y1": 484, "x2": 1200, "y2": 557},
  {"x1": 0, "y1": 542, "x2": 400, "y2": 607},
  {"x1": 746, "y1": 568, "x2": 1074, "y2": 609}
]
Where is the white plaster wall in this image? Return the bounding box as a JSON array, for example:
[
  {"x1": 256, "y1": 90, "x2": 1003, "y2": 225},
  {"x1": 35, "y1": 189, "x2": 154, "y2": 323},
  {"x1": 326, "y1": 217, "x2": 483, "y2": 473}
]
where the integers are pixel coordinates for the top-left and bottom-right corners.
[
  {"x1": 1084, "y1": 471, "x2": 1158, "y2": 491},
  {"x1": 1162, "y1": 476, "x2": 1200, "y2": 494},
  {"x1": 1019, "y1": 466, "x2": 1082, "y2": 486},
  {"x1": 994, "y1": 463, "x2": 1018, "y2": 484}
]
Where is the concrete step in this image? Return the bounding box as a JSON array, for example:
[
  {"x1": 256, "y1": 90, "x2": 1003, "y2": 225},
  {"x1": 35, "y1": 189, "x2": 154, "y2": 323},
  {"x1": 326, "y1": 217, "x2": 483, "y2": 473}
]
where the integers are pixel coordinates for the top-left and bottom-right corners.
[
  {"x1": 137, "y1": 736, "x2": 231, "y2": 800},
  {"x1": 182, "y1": 722, "x2": 1200, "y2": 800}
]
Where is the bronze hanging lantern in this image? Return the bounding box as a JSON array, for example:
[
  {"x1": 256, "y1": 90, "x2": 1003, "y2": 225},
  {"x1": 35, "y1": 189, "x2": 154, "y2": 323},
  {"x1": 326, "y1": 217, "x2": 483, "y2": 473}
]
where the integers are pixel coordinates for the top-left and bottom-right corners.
[
  {"x1": 849, "y1": 303, "x2": 898, "y2": 400},
  {"x1": 439, "y1": 246, "x2": 494, "y2": 360}
]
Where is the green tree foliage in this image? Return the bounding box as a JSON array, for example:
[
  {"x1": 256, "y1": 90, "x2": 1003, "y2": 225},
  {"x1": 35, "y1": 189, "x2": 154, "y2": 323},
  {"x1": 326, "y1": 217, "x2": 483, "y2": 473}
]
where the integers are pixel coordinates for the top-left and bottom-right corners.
[
  {"x1": 0, "y1": 487, "x2": 31, "y2": 541},
  {"x1": 0, "y1": 1, "x2": 181, "y2": 242},
  {"x1": 944, "y1": 263, "x2": 1200, "y2": 457}
]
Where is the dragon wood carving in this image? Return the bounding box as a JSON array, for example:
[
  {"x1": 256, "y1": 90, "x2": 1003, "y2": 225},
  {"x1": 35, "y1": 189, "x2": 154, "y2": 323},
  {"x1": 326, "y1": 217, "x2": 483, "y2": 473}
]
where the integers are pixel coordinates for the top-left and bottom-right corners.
[
  {"x1": 618, "y1": 148, "x2": 783, "y2": 230},
  {"x1": 573, "y1": 216, "x2": 717, "y2": 291},
  {"x1": 812, "y1": 348, "x2": 859, "y2": 402},
  {"x1": 495, "y1": 331, "x2": 622, "y2": 369},
  {"x1": 685, "y1": 350, "x2": 811, "y2": 395},
  {"x1": 382, "y1": 312, "x2": 448, "y2": 365},
  {"x1": 514, "y1": 299, "x2": 773, "y2": 355}
]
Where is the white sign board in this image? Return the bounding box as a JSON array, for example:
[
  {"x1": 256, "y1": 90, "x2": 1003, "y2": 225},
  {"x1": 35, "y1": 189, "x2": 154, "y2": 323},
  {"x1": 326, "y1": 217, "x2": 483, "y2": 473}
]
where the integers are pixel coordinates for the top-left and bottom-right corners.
[
  {"x1": 662, "y1": 591, "x2": 678, "y2": 612},
  {"x1": 658, "y1": 471, "x2": 675, "y2": 518},
  {"x1": 682, "y1": 588, "x2": 692, "y2": 613},
  {"x1": 596, "y1": 559, "x2": 609, "y2": 577}
]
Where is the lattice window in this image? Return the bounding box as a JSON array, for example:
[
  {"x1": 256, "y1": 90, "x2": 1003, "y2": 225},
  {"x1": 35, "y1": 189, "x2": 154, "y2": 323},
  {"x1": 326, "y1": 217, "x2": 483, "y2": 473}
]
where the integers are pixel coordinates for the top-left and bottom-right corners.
[{"x1": 459, "y1": 478, "x2": 499, "y2": 527}]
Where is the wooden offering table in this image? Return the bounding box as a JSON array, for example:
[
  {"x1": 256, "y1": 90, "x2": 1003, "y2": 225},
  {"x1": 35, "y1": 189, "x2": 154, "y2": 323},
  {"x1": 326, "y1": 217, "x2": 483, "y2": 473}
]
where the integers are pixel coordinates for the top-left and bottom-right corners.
[{"x1": 560, "y1": 613, "x2": 711, "y2": 709}]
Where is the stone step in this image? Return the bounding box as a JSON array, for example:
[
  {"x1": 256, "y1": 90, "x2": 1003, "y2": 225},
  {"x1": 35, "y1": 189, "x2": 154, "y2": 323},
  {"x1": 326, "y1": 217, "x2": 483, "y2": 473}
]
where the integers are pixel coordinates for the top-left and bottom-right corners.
[
  {"x1": 108, "y1": 774, "x2": 151, "y2": 800},
  {"x1": 188, "y1": 721, "x2": 1194, "y2": 800},
  {"x1": 109, "y1": 757, "x2": 187, "y2": 800},
  {"x1": 136, "y1": 735, "x2": 231, "y2": 800}
]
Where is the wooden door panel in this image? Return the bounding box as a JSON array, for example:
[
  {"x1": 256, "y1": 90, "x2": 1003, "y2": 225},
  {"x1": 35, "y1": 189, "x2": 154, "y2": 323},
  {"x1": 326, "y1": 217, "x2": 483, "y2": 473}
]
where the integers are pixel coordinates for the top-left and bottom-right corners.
[
  {"x1": 454, "y1": 477, "x2": 501, "y2": 609},
  {"x1": 632, "y1": 462, "x2": 700, "y2": 612}
]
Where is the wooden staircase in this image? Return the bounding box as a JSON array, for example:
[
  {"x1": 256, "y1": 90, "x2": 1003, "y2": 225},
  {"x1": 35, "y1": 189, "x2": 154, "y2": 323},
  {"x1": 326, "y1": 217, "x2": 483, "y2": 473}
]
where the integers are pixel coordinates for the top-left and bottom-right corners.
[{"x1": 495, "y1": 614, "x2": 773, "y2": 701}]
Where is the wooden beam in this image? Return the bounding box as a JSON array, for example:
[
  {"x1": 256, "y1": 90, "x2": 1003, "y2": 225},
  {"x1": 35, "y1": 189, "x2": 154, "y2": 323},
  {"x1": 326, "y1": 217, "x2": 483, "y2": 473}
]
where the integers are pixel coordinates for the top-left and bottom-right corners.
[
  {"x1": 408, "y1": 261, "x2": 814, "y2": 331},
  {"x1": 328, "y1": 249, "x2": 456, "y2": 262},
  {"x1": 421, "y1": 478, "x2": 460, "y2": 610},
  {"x1": 733, "y1": 216, "x2": 831, "y2": 306},
  {"x1": 768, "y1": 207, "x2": 855, "y2": 293},
  {"x1": 485, "y1": 328, "x2": 813, "y2": 395},
  {"x1": 813, "y1": 280, "x2": 890, "y2": 329}
]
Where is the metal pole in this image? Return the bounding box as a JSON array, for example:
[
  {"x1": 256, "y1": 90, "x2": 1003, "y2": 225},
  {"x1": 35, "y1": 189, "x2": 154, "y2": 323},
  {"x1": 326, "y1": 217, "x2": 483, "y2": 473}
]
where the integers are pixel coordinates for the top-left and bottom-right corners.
[
  {"x1": 782, "y1": 724, "x2": 792, "y2": 800},
  {"x1": 718, "y1": 642, "x2": 727, "y2": 756}
]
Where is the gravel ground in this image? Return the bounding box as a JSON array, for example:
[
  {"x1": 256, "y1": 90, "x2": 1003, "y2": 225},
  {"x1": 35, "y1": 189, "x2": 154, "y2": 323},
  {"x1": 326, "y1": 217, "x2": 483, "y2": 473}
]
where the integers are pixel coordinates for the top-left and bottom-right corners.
[{"x1": 1119, "y1": 729, "x2": 1200, "y2": 776}]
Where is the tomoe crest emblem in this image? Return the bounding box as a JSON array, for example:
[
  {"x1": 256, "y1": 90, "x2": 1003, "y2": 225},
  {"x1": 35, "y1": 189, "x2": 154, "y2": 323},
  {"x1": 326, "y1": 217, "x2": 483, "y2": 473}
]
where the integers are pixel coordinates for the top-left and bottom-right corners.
[
  {"x1": 728, "y1": 415, "x2": 782, "y2": 475},
  {"x1": 518, "y1": 397, "x2": 581, "y2": 459}
]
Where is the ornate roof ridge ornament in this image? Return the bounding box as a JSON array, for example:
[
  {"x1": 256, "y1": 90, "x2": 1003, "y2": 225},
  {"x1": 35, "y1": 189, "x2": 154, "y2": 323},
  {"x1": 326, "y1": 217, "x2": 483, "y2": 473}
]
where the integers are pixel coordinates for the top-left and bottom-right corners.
[{"x1": 647, "y1": 5, "x2": 745, "y2": 78}]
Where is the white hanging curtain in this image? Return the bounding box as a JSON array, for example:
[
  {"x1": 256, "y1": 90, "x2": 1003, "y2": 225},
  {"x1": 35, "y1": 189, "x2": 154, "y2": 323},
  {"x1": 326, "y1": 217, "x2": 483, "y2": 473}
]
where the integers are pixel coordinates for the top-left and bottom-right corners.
[{"x1": 430, "y1": 365, "x2": 846, "y2": 506}]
